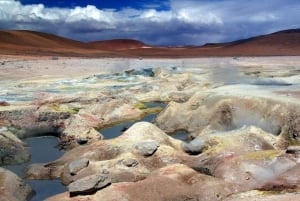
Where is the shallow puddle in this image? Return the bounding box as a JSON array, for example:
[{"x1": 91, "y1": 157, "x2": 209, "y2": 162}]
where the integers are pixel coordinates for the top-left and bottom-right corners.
[
  {"x1": 100, "y1": 113, "x2": 158, "y2": 139},
  {"x1": 100, "y1": 101, "x2": 188, "y2": 141},
  {"x1": 170, "y1": 130, "x2": 189, "y2": 141},
  {"x1": 144, "y1": 101, "x2": 167, "y2": 108},
  {"x1": 99, "y1": 102, "x2": 167, "y2": 139},
  {"x1": 4, "y1": 136, "x2": 66, "y2": 201}
]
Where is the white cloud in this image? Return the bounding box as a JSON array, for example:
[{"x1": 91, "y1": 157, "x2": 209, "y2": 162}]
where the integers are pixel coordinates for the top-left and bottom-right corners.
[
  {"x1": 66, "y1": 5, "x2": 112, "y2": 23},
  {"x1": 176, "y1": 8, "x2": 223, "y2": 25},
  {"x1": 0, "y1": 0, "x2": 299, "y2": 45},
  {"x1": 250, "y1": 13, "x2": 278, "y2": 22}
]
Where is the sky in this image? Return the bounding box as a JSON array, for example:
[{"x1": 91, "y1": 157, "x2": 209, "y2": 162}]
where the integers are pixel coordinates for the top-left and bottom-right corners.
[{"x1": 0, "y1": 0, "x2": 299, "y2": 45}]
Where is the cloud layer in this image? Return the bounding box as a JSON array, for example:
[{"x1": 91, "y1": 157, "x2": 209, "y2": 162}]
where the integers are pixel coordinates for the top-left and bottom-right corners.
[{"x1": 0, "y1": 0, "x2": 299, "y2": 45}]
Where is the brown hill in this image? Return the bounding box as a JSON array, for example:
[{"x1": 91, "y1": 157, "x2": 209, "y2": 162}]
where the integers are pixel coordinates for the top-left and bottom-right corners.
[
  {"x1": 220, "y1": 29, "x2": 300, "y2": 56},
  {"x1": 0, "y1": 29, "x2": 300, "y2": 57},
  {"x1": 0, "y1": 30, "x2": 119, "y2": 57},
  {"x1": 88, "y1": 39, "x2": 146, "y2": 51},
  {"x1": 0, "y1": 30, "x2": 85, "y2": 48}
]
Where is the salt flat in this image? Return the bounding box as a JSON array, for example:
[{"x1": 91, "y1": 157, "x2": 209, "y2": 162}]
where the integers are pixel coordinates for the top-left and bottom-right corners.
[{"x1": 1, "y1": 56, "x2": 300, "y2": 81}]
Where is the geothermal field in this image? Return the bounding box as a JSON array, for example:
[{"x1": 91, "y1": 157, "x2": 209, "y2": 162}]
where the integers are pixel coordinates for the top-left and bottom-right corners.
[{"x1": 0, "y1": 56, "x2": 300, "y2": 200}]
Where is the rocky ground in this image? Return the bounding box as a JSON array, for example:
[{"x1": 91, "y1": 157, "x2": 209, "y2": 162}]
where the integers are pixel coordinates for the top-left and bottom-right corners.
[{"x1": 0, "y1": 56, "x2": 300, "y2": 200}]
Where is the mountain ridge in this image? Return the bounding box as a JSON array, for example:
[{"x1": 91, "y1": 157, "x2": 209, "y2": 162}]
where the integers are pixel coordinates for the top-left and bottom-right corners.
[{"x1": 1, "y1": 28, "x2": 300, "y2": 57}]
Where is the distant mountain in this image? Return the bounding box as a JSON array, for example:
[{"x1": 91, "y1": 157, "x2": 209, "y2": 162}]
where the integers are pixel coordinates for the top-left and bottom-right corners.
[
  {"x1": 0, "y1": 30, "x2": 118, "y2": 57},
  {"x1": 219, "y1": 28, "x2": 300, "y2": 56},
  {"x1": 0, "y1": 30, "x2": 85, "y2": 48},
  {"x1": 0, "y1": 29, "x2": 300, "y2": 57},
  {"x1": 88, "y1": 39, "x2": 146, "y2": 50}
]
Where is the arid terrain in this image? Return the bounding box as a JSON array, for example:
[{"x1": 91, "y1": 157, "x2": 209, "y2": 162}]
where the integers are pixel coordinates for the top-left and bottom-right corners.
[
  {"x1": 0, "y1": 29, "x2": 300, "y2": 201},
  {"x1": 1, "y1": 28, "x2": 300, "y2": 57}
]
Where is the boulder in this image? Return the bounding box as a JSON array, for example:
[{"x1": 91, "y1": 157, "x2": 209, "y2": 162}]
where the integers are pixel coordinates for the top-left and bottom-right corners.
[
  {"x1": 25, "y1": 163, "x2": 62, "y2": 180},
  {"x1": 180, "y1": 126, "x2": 281, "y2": 175},
  {"x1": 182, "y1": 126, "x2": 277, "y2": 157},
  {"x1": 154, "y1": 91, "x2": 300, "y2": 148},
  {"x1": 68, "y1": 174, "x2": 111, "y2": 196},
  {"x1": 259, "y1": 164, "x2": 300, "y2": 191},
  {"x1": 122, "y1": 158, "x2": 139, "y2": 167},
  {"x1": 119, "y1": 122, "x2": 181, "y2": 149},
  {"x1": 62, "y1": 114, "x2": 104, "y2": 144},
  {"x1": 213, "y1": 150, "x2": 297, "y2": 189},
  {"x1": 52, "y1": 122, "x2": 183, "y2": 186},
  {"x1": 134, "y1": 140, "x2": 160, "y2": 156},
  {"x1": 47, "y1": 164, "x2": 240, "y2": 201},
  {"x1": 69, "y1": 158, "x2": 89, "y2": 175},
  {"x1": 0, "y1": 167, "x2": 33, "y2": 201},
  {"x1": 0, "y1": 130, "x2": 29, "y2": 165}
]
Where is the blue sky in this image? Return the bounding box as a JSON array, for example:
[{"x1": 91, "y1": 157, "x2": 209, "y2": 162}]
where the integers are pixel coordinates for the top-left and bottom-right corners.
[
  {"x1": 1, "y1": 0, "x2": 299, "y2": 45},
  {"x1": 19, "y1": 0, "x2": 169, "y2": 10}
]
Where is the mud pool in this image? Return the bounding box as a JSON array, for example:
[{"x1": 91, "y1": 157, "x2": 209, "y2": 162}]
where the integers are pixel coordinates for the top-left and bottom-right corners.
[
  {"x1": 100, "y1": 113, "x2": 189, "y2": 141},
  {"x1": 99, "y1": 102, "x2": 182, "y2": 140},
  {"x1": 4, "y1": 101, "x2": 185, "y2": 201},
  {"x1": 99, "y1": 113, "x2": 158, "y2": 139},
  {"x1": 4, "y1": 136, "x2": 66, "y2": 201}
]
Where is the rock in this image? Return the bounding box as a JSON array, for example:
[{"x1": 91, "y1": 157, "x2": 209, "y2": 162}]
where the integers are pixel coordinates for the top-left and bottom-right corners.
[
  {"x1": 68, "y1": 174, "x2": 111, "y2": 196},
  {"x1": 51, "y1": 122, "x2": 182, "y2": 186},
  {"x1": 61, "y1": 100, "x2": 144, "y2": 146},
  {"x1": 25, "y1": 163, "x2": 62, "y2": 180},
  {"x1": 180, "y1": 126, "x2": 280, "y2": 176},
  {"x1": 0, "y1": 101, "x2": 9, "y2": 106},
  {"x1": 213, "y1": 150, "x2": 297, "y2": 189},
  {"x1": 101, "y1": 169, "x2": 110, "y2": 174},
  {"x1": 124, "y1": 69, "x2": 135, "y2": 75},
  {"x1": 0, "y1": 130, "x2": 30, "y2": 165},
  {"x1": 0, "y1": 107, "x2": 70, "y2": 139},
  {"x1": 77, "y1": 100, "x2": 143, "y2": 126},
  {"x1": 183, "y1": 125, "x2": 277, "y2": 157},
  {"x1": 259, "y1": 164, "x2": 300, "y2": 191},
  {"x1": 134, "y1": 140, "x2": 160, "y2": 156},
  {"x1": 15, "y1": 58, "x2": 300, "y2": 201},
  {"x1": 69, "y1": 158, "x2": 89, "y2": 175},
  {"x1": 49, "y1": 164, "x2": 240, "y2": 201},
  {"x1": 56, "y1": 122, "x2": 183, "y2": 187},
  {"x1": 154, "y1": 90, "x2": 300, "y2": 148},
  {"x1": 122, "y1": 158, "x2": 139, "y2": 167},
  {"x1": 182, "y1": 138, "x2": 205, "y2": 155},
  {"x1": 125, "y1": 68, "x2": 155, "y2": 77},
  {"x1": 0, "y1": 167, "x2": 33, "y2": 201},
  {"x1": 76, "y1": 137, "x2": 88, "y2": 145},
  {"x1": 37, "y1": 111, "x2": 70, "y2": 122},
  {"x1": 62, "y1": 114, "x2": 104, "y2": 144},
  {"x1": 286, "y1": 145, "x2": 300, "y2": 154},
  {"x1": 224, "y1": 190, "x2": 300, "y2": 201},
  {"x1": 120, "y1": 122, "x2": 180, "y2": 148},
  {"x1": 167, "y1": 92, "x2": 192, "y2": 102}
]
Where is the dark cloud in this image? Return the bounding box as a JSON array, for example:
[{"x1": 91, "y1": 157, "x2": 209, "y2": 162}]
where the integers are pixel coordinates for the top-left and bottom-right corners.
[{"x1": 0, "y1": 0, "x2": 299, "y2": 45}]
